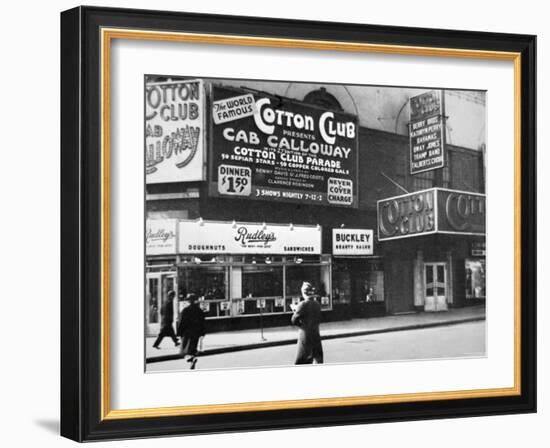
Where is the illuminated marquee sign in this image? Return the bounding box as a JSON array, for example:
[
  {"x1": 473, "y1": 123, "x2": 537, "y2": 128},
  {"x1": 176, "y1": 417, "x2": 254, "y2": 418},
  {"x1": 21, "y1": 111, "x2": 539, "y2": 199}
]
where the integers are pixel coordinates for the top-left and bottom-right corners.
[{"x1": 377, "y1": 188, "x2": 485, "y2": 241}]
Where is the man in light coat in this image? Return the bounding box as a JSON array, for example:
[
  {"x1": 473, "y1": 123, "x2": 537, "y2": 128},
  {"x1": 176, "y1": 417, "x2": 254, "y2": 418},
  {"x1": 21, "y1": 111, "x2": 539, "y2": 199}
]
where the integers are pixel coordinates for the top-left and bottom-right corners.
[{"x1": 291, "y1": 282, "x2": 324, "y2": 365}]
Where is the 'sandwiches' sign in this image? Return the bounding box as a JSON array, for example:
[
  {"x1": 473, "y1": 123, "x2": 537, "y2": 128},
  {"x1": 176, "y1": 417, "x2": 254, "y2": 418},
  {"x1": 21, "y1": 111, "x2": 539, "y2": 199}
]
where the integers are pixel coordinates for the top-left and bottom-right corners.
[
  {"x1": 145, "y1": 79, "x2": 205, "y2": 183},
  {"x1": 209, "y1": 85, "x2": 358, "y2": 208}
]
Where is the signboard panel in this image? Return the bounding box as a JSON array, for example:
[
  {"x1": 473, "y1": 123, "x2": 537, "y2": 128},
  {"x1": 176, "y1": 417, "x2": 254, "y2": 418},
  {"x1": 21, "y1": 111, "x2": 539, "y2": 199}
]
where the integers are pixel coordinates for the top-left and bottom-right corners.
[
  {"x1": 332, "y1": 229, "x2": 374, "y2": 256},
  {"x1": 377, "y1": 189, "x2": 436, "y2": 241},
  {"x1": 471, "y1": 241, "x2": 486, "y2": 257},
  {"x1": 146, "y1": 219, "x2": 177, "y2": 255},
  {"x1": 212, "y1": 93, "x2": 257, "y2": 124},
  {"x1": 409, "y1": 90, "x2": 445, "y2": 174},
  {"x1": 145, "y1": 80, "x2": 205, "y2": 183},
  {"x1": 209, "y1": 85, "x2": 358, "y2": 208},
  {"x1": 377, "y1": 188, "x2": 485, "y2": 241},
  {"x1": 178, "y1": 220, "x2": 321, "y2": 254},
  {"x1": 437, "y1": 189, "x2": 485, "y2": 234}
]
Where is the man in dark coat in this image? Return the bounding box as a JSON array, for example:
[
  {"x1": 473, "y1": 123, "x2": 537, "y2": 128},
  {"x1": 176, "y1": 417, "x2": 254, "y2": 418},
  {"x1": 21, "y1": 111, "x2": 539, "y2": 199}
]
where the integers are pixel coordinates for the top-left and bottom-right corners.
[
  {"x1": 177, "y1": 293, "x2": 206, "y2": 369},
  {"x1": 153, "y1": 291, "x2": 179, "y2": 349},
  {"x1": 291, "y1": 282, "x2": 324, "y2": 365}
]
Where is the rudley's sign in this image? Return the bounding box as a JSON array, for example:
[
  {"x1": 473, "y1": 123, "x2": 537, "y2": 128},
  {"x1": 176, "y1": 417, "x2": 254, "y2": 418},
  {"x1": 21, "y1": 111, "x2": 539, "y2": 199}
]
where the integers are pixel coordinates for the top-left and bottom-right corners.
[
  {"x1": 209, "y1": 85, "x2": 358, "y2": 208},
  {"x1": 332, "y1": 229, "x2": 374, "y2": 256},
  {"x1": 178, "y1": 220, "x2": 322, "y2": 254},
  {"x1": 145, "y1": 80, "x2": 205, "y2": 183},
  {"x1": 377, "y1": 188, "x2": 485, "y2": 241},
  {"x1": 146, "y1": 219, "x2": 177, "y2": 255}
]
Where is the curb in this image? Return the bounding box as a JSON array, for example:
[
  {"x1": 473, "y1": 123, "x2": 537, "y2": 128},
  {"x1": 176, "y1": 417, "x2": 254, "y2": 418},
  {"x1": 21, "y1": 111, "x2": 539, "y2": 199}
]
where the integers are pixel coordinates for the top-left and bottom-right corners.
[{"x1": 146, "y1": 315, "x2": 485, "y2": 364}]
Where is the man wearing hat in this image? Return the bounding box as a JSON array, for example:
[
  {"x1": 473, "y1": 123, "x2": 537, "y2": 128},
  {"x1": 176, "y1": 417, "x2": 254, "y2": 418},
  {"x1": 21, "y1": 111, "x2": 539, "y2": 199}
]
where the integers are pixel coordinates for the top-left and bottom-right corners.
[
  {"x1": 291, "y1": 282, "x2": 324, "y2": 364},
  {"x1": 177, "y1": 293, "x2": 206, "y2": 369}
]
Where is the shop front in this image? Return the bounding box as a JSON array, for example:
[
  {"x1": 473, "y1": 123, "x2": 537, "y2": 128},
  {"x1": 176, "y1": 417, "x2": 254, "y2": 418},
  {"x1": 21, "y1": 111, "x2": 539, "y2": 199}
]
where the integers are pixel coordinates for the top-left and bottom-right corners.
[
  {"x1": 331, "y1": 228, "x2": 385, "y2": 318},
  {"x1": 377, "y1": 188, "x2": 486, "y2": 313},
  {"x1": 159, "y1": 219, "x2": 332, "y2": 331},
  {"x1": 145, "y1": 219, "x2": 178, "y2": 336}
]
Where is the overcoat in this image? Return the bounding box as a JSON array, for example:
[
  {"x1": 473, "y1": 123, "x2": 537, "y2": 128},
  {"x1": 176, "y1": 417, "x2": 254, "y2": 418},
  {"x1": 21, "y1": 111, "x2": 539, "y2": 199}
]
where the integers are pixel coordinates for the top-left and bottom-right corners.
[
  {"x1": 160, "y1": 300, "x2": 174, "y2": 328},
  {"x1": 177, "y1": 303, "x2": 206, "y2": 356},
  {"x1": 291, "y1": 298, "x2": 323, "y2": 364}
]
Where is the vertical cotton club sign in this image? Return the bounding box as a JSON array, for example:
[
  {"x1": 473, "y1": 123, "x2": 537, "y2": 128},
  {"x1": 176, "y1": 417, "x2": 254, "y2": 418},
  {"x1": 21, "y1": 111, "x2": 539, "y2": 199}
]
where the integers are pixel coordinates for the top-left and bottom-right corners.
[{"x1": 145, "y1": 79, "x2": 205, "y2": 183}]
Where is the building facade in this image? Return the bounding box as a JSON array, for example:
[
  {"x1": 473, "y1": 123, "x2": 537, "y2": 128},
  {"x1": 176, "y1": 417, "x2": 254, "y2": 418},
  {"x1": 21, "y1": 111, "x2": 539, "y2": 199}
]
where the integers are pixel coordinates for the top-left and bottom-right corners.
[{"x1": 145, "y1": 78, "x2": 486, "y2": 336}]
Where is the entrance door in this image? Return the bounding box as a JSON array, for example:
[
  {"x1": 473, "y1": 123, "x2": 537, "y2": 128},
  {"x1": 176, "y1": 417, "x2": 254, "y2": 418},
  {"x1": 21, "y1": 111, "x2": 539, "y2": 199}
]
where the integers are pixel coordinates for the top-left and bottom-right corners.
[
  {"x1": 424, "y1": 263, "x2": 448, "y2": 312},
  {"x1": 145, "y1": 272, "x2": 176, "y2": 336}
]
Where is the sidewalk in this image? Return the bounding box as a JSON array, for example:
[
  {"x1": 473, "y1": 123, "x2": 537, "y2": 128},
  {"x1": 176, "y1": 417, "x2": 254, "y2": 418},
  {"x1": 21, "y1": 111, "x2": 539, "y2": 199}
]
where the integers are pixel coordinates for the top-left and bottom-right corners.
[{"x1": 146, "y1": 305, "x2": 485, "y2": 363}]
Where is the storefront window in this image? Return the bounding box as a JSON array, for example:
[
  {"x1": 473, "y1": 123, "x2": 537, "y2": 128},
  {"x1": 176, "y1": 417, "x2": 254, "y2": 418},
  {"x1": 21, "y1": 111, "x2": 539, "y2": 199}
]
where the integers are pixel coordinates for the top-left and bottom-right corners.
[
  {"x1": 147, "y1": 277, "x2": 159, "y2": 323},
  {"x1": 332, "y1": 260, "x2": 385, "y2": 307},
  {"x1": 365, "y1": 270, "x2": 384, "y2": 302},
  {"x1": 465, "y1": 259, "x2": 486, "y2": 299},
  {"x1": 285, "y1": 261, "x2": 330, "y2": 310},
  {"x1": 177, "y1": 265, "x2": 229, "y2": 317},
  {"x1": 241, "y1": 265, "x2": 284, "y2": 314},
  {"x1": 332, "y1": 265, "x2": 351, "y2": 304},
  {"x1": 175, "y1": 255, "x2": 331, "y2": 318}
]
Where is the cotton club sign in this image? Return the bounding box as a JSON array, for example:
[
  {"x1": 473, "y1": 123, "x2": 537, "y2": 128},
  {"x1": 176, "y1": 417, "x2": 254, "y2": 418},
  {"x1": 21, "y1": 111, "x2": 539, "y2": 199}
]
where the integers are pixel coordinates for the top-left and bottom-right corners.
[
  {"x1": 209, "y1": 85, "x2": 359, "y2": 208},
  {"x1": 377, "y1": 188, "x2": 485, "y2": 241},
  {"x1": 145, "y1": 80, "x2": 205, "y2": 184}
]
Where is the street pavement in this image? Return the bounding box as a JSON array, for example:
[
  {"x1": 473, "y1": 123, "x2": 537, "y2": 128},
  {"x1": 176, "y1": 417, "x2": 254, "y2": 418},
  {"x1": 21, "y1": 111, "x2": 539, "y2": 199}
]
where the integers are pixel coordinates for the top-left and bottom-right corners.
[
  {"x1": 146, "y1": 305, "x2": 485, "y2": 363},
  {"x1": 147, "y1": 320, "x2": 486, "y2": 371}
]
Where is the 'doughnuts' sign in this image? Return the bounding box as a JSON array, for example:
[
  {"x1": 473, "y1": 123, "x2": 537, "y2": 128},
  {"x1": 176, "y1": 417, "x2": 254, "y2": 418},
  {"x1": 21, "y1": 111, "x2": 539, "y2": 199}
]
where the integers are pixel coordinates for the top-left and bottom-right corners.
[
  {"x1": 377, "y1": 188, "x2": 485, "y2": 241},
  {"x1": 209, "y1": 85, "x2": 359, "y2": 208},
  {"x1": 145, "y1": 80, "x2": 205, "y2": 183}
]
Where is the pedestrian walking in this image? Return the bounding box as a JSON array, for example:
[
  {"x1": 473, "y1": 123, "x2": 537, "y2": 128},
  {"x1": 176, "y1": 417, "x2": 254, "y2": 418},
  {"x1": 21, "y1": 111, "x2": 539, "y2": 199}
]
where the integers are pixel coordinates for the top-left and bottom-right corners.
[
  {"x1": 291, "y1": 282, "x2": 324, "y2": 365},
  {"x1": 152, "y1": 291, "x2": 180, "y2": 349},
  {"x1": 177, "y1": 293, "x2": 206, "y2": 370}
]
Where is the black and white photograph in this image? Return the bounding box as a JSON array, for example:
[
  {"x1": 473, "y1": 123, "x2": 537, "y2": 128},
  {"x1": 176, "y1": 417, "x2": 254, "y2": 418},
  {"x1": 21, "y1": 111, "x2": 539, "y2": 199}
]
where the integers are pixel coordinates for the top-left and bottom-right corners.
[{"x1": 144, "y1": 76, "x2": 487, "y2": 372}]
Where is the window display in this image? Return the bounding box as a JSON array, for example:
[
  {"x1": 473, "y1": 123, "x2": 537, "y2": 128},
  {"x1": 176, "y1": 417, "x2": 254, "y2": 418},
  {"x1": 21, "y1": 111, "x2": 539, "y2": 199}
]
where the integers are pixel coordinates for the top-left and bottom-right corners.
[{"x1": 465, "y1": 259, "x2": 486, "y2": 299}]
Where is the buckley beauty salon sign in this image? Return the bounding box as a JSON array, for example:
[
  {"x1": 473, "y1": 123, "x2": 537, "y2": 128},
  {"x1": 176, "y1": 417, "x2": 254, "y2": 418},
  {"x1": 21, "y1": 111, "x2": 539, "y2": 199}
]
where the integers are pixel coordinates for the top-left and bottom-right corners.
[
  {"x1": 178, "y1": 220, "x2": 321, "y2": 254},
  {"x1": 332, "y1": 229, "x2": 373, "y2": 256},
  {"x1": 377, "y1": 188, "x2": 485, "y2": 241},
  {"x1": 145, "y1": 80, "x2": 205, "y2": 184}
]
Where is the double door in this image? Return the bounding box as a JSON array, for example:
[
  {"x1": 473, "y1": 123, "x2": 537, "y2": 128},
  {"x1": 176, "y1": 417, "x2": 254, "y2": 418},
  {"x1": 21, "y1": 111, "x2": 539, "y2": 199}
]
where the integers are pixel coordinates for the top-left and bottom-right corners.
[
  {"x1": 424, "y1": 262, "x2": 448, "y2": 312},
  {"x1": 146, "y1": 272, "x2": 177, "y2": 336}
]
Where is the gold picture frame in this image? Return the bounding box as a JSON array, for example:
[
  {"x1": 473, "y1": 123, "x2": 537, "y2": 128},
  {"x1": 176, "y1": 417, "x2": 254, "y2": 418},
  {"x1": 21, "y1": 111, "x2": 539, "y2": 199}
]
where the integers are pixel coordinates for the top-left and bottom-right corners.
[{"x1": 61, "y1": 6, "x2": 536, "y2": 441}]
